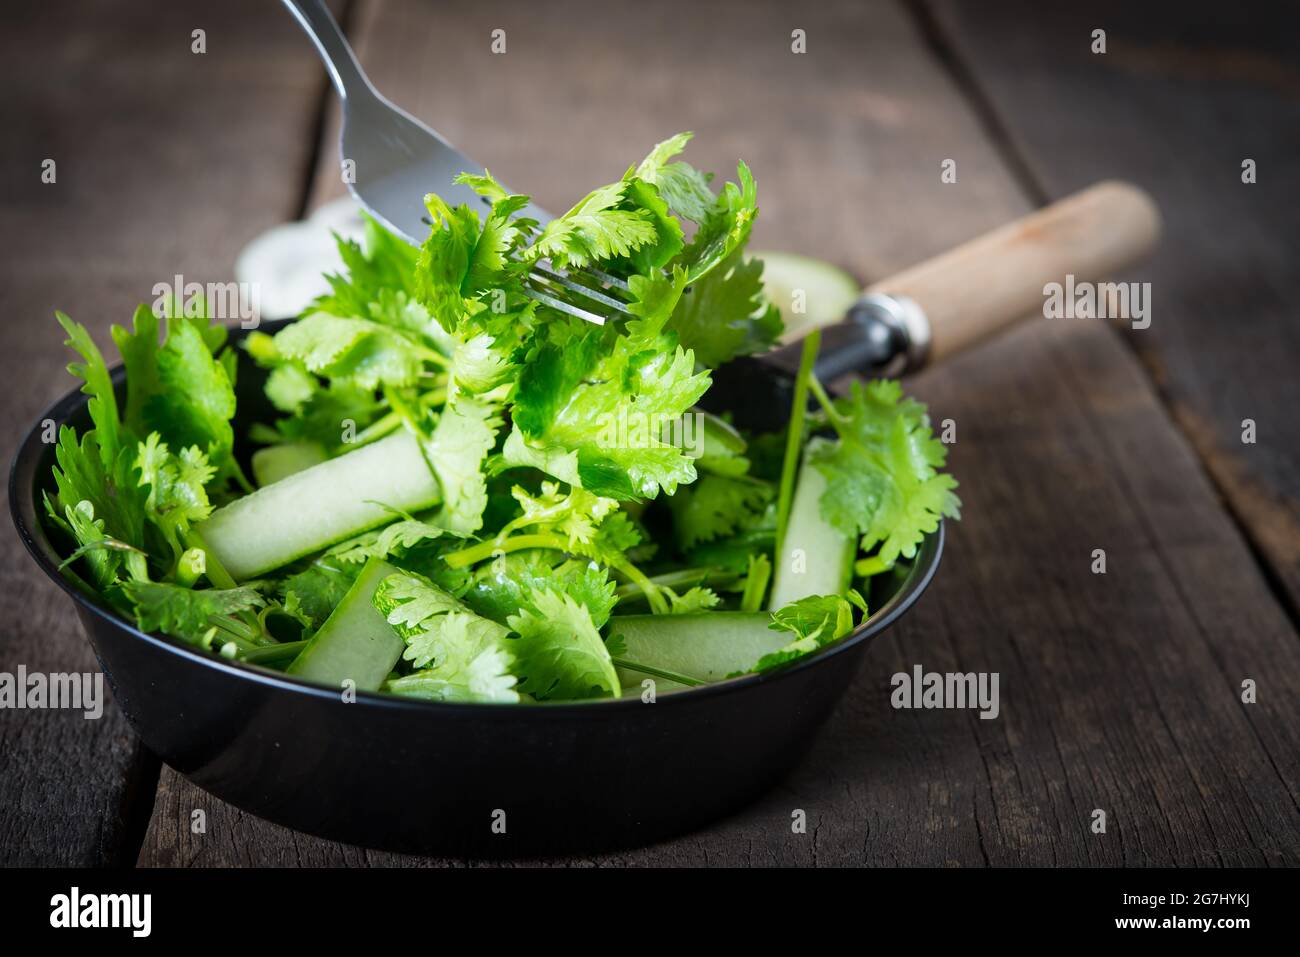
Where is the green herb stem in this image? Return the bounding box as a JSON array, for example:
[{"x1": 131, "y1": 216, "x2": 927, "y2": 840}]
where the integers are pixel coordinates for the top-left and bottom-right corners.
[
  {"x1": 346, "y1": 388, "x2": 448, "y2": 450},
  {"x1": 740, "y1": 554, "x2": 772, "y2": 613},
  {"x1": 443, "y1": 533, "x2": 562, "y2": 568},
  {"x1": 207, "y1": 613, "x2": 260, "y2": 643},
  {"x1": 807, "y1": 373, "x2": 848, "y2": 433},
  {"x1": 444, "y1": 533, "x2": 669, "y2": 614},
  {"x1": 774, "y1": 328, "x2": 820, "y2": 558},
  {"x1": 608, "y1": 558, "x2": 669, "y2": 616},
  {"x1": 854, "y1": 554, "x2": 896, "y2": 577},
  {"x1": 242, "y1": 640, "x2": 308, "y2": 665},
  {"x1": 613, "y1": 567, "x2": 739, "y2": 600},
  {"x1": 205, "y1": 618, "x2": 261, "y2": 655},
  {"x1": 611, "y1": 657, "x2": 704, "y2": 688},
  {"x1": 175, "y1": 547, "x2": 205, "y2": 587},
  {"x1": 183, "y1": 529, "x2": 238, "y2": 590}
]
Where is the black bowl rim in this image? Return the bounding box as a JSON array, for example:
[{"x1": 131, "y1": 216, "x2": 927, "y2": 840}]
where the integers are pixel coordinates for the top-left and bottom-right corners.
[{"x1": 9, "y1": 336, "x2": 943, "y2": 715}]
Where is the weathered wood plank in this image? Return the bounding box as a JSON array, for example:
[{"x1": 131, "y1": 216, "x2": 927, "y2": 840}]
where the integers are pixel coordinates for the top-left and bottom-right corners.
[
  {"x1": 139, "y1": 0, "x2": 1300, "y2": 867},
  {"x1": 926, "y1": 0, "x2": 1300, "y2": 614},
  {"x1": 0, "y1": 0, "x2": 334, "y2": 865}
]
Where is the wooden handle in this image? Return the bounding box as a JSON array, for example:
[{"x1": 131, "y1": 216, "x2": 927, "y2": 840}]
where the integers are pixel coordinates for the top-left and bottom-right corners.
[{"x1": 867, "y1": 181, "x2": 1161, "y2": 363}]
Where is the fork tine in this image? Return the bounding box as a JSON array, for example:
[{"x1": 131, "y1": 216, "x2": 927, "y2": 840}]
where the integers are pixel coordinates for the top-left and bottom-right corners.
[
  {"x1": 576, "y1": 265, "x2": 631, "y2": 294},
  {"x1": 519, "y1": 286, "x2": 607, "y2": 326},
  {"x1": 418, "y1": 210, "x2": 631, "y2": 322},
  {"x1": 529, "y1": 264, "x2": 633, "y2": 316}
]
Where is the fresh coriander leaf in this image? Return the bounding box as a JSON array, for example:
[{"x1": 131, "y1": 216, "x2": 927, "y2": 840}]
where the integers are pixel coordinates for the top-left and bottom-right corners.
[
  {"x1": 631, "y1": 132, "x2": 717, "y2": 224},
  {"x1": 324, "y1": 516, "x2": 449, "y2": 564},
  {"x1": 280, "y1": 561, "x2": 359, "y2": 629},
  {"x1": 51, "y1": 426, "x2": 147, "y2": 553},
  {"x1": 384, "y1": 643, "x2": 518, "y2": 703},
  {"x1": 530, "y1": 182, "x2": 658, "y2": 269},
  {"x1": 61, "y1": 501, "x2": 131, "y2": 592},
  {"x1": 264, "y1": 363, "x2": 318, "y2": 414},
  {"x1": 675, "y1": 162, "x2": 757, "y2": 283},
  {"x1": 548, "y1": 561, "x2": 621, "y2": 628},
  {"x1": 383, "y1": 537, "x2": 475, "y2": 599},
  {"x1": 259, "y1": 380, "x2": 383, "y2": 449},
  {"x1": 589, "y1": 510, "x2": 646, "y2": 556},
  {"x1": 130, "y1": 315, "x2": 237, "y2": 469},
  {"x1": 315, "y1": 213, "x2": 422, "y2": 323},
  {"x1": 666, "y1": 252, "x2": 782, "y2": 367},
  {"x1": 110, "y1": 305, "x2": 162, "y2": 444},
  {"x1": 738, "y1": 593, "x2": 860, "y2": 675},
  {"x1": 414, "y1": 194, "x2": 481, "y2": 330},
  {"x1": 124, "y1": 580, "x2": 266, "y2": 645},
  {"x1": 621, "y1": 178, "x2": 685, "y2": 272},
  {"x1": 272, "y1": 313, "x2": 429, "y2": 390},
  {"x1": 603, "y1": 630, "x2": 627, "y2": 657},
  {"x1": 770, "y1": 593, "x2": 857, "y2": 640},
  {"x1": 633, "y1": 132, "x2": 694, "y2": 178},
  {"x1": 421, "y1": 396, "x2": 501, "y2": 535},
  {"x1": 164, "y1": 285, "x2": 229, "y2": 354},
  {"x1": 810, "y1": 380, "x2": 961, "y2": 565},
  {"x1": 368, "y1": 289, "x2": 436, "y2": 337},
  {"x1": 500, "y1": 426, "x2": 583, "y2": 487},
  {"x1": 135, "y1": 433, "x2": 215, "y2": 560},
  {"x1": 462, "y1": 555, "x2": 618, "y2": 630},
  {"x1": 377, "y1": 578, "x2": 495, "y2": 666},
  {"x1": 507, "y1": 585, "x2": 620, "y2": 700},
  {"x1": 665, "y1": 585, "x2": 720, "y2": 613},
  {"x1": 625, "y1": 266, "x2": 688, "y2": 344},
  {"x1": 653, "y1": 164, "x2": 718, "y2": 225},
  {"x1": 463, "y1": 194, "x2": 531, "y2": 295},
  {"x1": 670, "y1": 473, "x2": 773, "y2": 551},
  {"x1": 374, "y1": 572, "x2": 519, "y2": 703},
  {"x1": 57, "y1": 312, "x2": 124, "y2": 468},
  {"x1": 498, "y1": 481, "x2": 619, "y2": 546},
  {"x1": 449, "y1": 332, "x2": 513, "y2": 395},
  {"x1": 455, "y1": 170, "x2": 512, "y2": 204},
  {"x1": 508, "y1": 326, "x2": 601, "y2": 438},
  {"x1": 509, "y1": 328, "x2": 711, "y2": 500}
]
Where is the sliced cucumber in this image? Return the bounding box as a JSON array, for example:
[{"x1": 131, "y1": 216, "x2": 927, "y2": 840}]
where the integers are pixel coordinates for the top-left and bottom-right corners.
[
  {"x1": 610, "y1": 612, "x2": 788, "y2": 693},
  {"x1": 285, "y1": 557, "x2": 404, "y2": 691},
  {"x1": 198, "y1": 431, "x2": 439, "y2": 580},
  {"x1": 754, "y1": 250, "x2": 860, "y2": 341},
  {"x1": 769, "y1": 447, "x2": 855, "y2": 609},
  {"x1": 251, "y1": 441, "x2": 327, "y2": 487}
]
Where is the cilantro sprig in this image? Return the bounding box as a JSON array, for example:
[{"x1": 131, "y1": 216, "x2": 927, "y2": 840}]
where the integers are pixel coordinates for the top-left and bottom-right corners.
[{"x1": 807, "y1": 376, "x2": 961, "y2": 568}]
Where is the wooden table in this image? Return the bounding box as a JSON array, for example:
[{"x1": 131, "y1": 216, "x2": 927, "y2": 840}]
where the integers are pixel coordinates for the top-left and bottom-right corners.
[{"x1": 2, "y1": 0, "x2": 1297, "y2": 867}]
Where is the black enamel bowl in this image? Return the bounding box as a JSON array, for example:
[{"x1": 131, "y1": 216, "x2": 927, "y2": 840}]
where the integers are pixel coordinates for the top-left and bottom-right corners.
[{"x1": 10, "y1": 321, "x2": 942, "y2": 857}]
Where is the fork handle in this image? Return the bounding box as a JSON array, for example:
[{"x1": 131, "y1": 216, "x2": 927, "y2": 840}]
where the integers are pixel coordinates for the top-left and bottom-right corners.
[
  {"x1": 812, "y1": 181, "x2": 1160, "y2": 380},
  {"x1": 282, "y1": 0, "x2": 372, "y2": 101},
  {"x1": 871, "y1": 181, "x2": 1160, "y2": 364}
]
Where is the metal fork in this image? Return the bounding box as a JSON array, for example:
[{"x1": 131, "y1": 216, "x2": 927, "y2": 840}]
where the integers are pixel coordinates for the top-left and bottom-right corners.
[{"x1": 282, "y1": 0, "x2": 630, "y2": 325}]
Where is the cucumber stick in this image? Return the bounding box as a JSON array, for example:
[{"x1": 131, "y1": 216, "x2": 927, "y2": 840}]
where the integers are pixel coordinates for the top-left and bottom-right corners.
[
  {"x1": 611, "y1": 612, "x2": 788, "y2": 693},
  {"x1": 251, "y1": 441, "x2": 327, "y2": 487},
  {"x1": 198, "y1": 431, "x2": 439, "y2": 580},
  {"x1": 769, "y1": 450, "x2": 854, "y2": 609},
  {"x1": 286, "y1": 558, "x2": 404, "y2": 691},
  {"x1": 754, "y1": 250, "x2": 859, "y2": 341}
]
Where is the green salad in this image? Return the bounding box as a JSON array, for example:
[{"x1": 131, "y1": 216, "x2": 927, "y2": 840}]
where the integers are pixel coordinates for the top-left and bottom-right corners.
[{"x1": 45, "y1": 133, "x2": 959, "y2": 703}]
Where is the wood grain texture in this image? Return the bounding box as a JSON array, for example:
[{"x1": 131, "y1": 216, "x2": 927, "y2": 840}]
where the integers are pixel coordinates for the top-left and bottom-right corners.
[
  {"x1": 139, "y1": 0, "x2": 1300, "y2": 866},
  {"x1": 0, "y1": 0, "x2": 333, "y2": 865},
  {"x1": 926, "y1": 0, "x2": 1300, "y2": 613}
]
